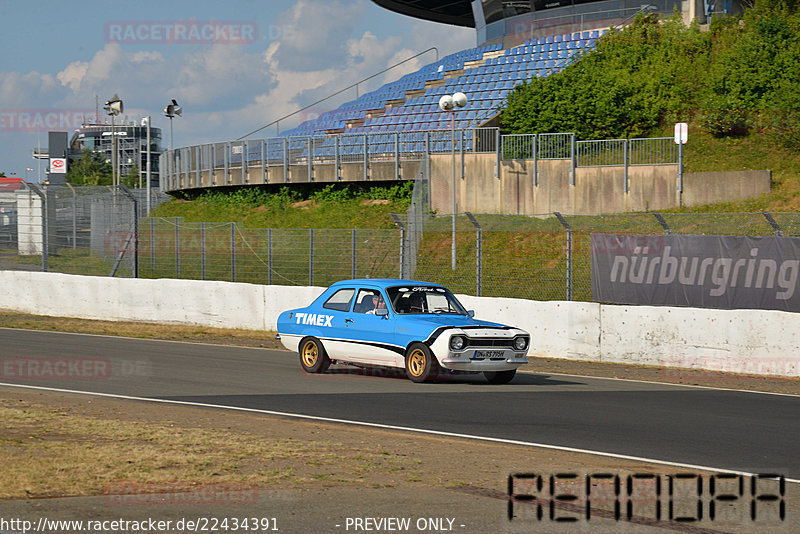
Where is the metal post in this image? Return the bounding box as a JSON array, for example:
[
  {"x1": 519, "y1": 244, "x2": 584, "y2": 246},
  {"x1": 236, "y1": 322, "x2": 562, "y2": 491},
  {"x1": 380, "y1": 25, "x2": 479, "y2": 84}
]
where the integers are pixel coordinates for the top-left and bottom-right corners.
[
  {"x1": 570, "y1": 133, "x2": 576, "y2": 186},
  {"x1": 460, "y1": 129, "x2": 465, "y2": 180},
  {"x1": 363, "y1": 134, "x2": 369, "y2": 181},
  {"x1": 65, "y1": 183, "x2": 77, "y2": 249},
  {"x1": 196, "y1": 145, "x2": 201, "y2": 187},
  {"x1": 351, "y1": 229, "x2": 357, "y2": 279},
  {"x1": 150, "y1": 217, "x2": 155, "y2": 273},
  {"x1": 267, "y1": 228, "x2": 273, "y2": 285},
  {"x1": 231, "y1": 222, "x2": 236, "y2": 282},
  {"x1": 201, "y1": 222, "x2": 206, "y2": 280},
  {"x1": 27, "y1": 185, "x2": 48, "y2": 272},
  {"x1": 390, "y1": 213, "x2": 405, "y2": 279},
  {"x1": 653, "y1": 213, "x2": 672, "y2": 234},
  {"x1": 532, "y1": 134, "x2": 538, "y2": 186},
  {"x1": 495, "y1": 128, "x2": 500, "y2": 178},
  {"x1": 677, "y1": 141, "x2": 684, "y2": 207},
  {"x1": 334, "y1": 136, "x2": 341, "y2": 181},
  {"x1": 309, "y1": 228, "x2": 314, "y2": 286},
  {"x1": 239, "y1": 142, "x2": 246, "y2": 184},
  {"x1": 174, "y1": 217, "x2": 180, "y2": 278},
  {"x1": 117, "y1": 185, "x2": 139, "y2": 278},
  {"x1": 399, "y1": 227, "x2": 405, "y2": 278},
  {"x1": 466, "y1": 212, "x2": 481, "y2": 297},
  {"x1": 624, "y1": 139, "x2": 629, "y2": 193},
  {"x1": 394, "y1": 133, "x2": 400, "y2": 179},
  {"x1": 111, "y1": 114, "x2": 117, "y2": 187},
  {"x1": 307, "y1": 138, "x2": 313, "y2": 181},
  {"x1": 554, "y1": 212, "x2": 572, "y2": 301},
  {"x1": 224, "y1": 142, "x2": 230, "y2": 185},
  {"x1": 261, "y1": 140, "x2": 267, "y2": 184},
  {"x1": 146, "y1": 116, "x2": 152, "y2": 215},
  {"x1": 451, "y1": 112, "x2": 457, "y2": 270},
  {"x1": 762, "y1": 211, "x2": 783, "y2": 236},
  {"x1": 424, "y1": 131, "x2": 431, "y2": 211},
  {"x1": 283, "y1": 138, "x2": 289, "y2": 183}
]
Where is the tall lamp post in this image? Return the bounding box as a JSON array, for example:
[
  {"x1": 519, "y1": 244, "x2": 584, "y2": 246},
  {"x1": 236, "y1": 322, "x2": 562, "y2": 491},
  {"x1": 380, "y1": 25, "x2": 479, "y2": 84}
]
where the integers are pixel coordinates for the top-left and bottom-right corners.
[
  {"x1": 104, "y1": 94, "x2": 123, "y2": 187},
  {"x1": 142, "y1": 116, "x2": 152, "y2": 215},
  {"x1": 438, "y1": 92, "x2": 468, "y2": 270},
  {"x1": 163, "y1": 99, "x2": 182, "y2": 151}
]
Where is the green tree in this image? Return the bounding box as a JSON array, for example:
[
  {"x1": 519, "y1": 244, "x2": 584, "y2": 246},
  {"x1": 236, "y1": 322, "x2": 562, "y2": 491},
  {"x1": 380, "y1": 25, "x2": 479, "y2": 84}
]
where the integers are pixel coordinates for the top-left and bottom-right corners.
[
  {"x1": 121, "y1": 164, "x2": 141, "y2": 188},
  {"x1": 502, "y1": 13, "x2": 709, "y2": 139},
  {"x1": 66, "y1": 149, "x2": 112, "y2": 185}
]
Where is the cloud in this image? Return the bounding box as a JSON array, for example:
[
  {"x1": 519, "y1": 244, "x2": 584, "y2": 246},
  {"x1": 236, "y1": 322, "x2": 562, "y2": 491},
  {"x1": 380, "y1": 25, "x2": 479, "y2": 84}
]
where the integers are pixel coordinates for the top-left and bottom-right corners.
[
  {"x1": 1, "y1": 0, "x2": 481, "y2": 174},
  {"x1": 270, "y1": 0, "x2": 367, "y2": 72}
]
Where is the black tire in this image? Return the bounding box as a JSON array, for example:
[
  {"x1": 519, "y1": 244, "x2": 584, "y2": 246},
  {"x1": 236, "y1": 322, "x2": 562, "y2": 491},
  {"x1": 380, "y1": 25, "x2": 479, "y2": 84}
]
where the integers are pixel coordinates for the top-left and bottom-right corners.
[
  {"x1": 484, "y1": 369, "x2": 516, "y2": 385},
  {"x1": 404, "y1": 342, "x2": 439, "y2": 383},
  {"x1": 299, "y1": 337, "x2": 331, "y2": 374}
]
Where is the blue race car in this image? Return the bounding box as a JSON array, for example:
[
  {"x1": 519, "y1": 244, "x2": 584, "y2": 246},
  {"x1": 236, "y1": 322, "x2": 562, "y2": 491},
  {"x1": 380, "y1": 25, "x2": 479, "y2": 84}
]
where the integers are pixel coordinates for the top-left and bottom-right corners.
[{"x1": 276, "y1": 279, "x2": 530, "y2": 383}]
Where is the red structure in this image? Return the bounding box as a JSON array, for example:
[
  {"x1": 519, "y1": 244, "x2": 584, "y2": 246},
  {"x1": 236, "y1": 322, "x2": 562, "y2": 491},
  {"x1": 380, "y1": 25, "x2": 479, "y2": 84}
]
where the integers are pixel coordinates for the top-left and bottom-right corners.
[{"x1": 0, "y1": 177, "x2": 24, "y2": 191}]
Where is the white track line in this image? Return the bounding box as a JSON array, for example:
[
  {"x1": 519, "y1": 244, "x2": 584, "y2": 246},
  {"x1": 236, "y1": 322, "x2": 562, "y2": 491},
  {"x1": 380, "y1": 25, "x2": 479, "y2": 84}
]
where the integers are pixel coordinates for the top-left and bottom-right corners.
[
  {"x1": 529, "y1": 370, "x2": 800, "y2": 398},
  {"x1": 1, "y1": 381, "x2": 798, "y2": 485}
]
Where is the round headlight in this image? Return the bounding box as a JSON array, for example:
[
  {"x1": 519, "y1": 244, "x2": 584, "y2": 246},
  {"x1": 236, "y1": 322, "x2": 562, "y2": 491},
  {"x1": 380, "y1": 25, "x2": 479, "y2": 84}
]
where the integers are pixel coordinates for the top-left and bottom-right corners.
[
  {"x1": 513, "y1": 337, "x2": 528, "y2": 351},
  {"x1": 450, "y1": 335, "x2": 465, "y2": 350}
]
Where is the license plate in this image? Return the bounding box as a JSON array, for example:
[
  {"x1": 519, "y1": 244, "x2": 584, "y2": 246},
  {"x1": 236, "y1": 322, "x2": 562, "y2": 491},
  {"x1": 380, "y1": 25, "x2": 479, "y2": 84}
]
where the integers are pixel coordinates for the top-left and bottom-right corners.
[{"x1": 471, "y1": 350, "x2": 505, "y2": 359}]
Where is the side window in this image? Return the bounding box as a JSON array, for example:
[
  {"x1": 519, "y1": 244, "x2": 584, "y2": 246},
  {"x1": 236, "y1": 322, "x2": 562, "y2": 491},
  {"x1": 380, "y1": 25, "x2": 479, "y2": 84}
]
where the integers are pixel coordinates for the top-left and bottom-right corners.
[
  {"x1": 353, "y1": 289, "x2": 384, "y2": 314},
  {"x1": 323, "y1": 288, "x2": 354, "y2": 312}
]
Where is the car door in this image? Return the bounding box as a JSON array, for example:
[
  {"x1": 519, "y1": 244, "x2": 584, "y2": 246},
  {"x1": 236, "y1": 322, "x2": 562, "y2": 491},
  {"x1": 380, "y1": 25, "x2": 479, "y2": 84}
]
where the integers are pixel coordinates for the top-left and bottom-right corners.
[{"x1": 342, "y1": 287, "x2": 399, "y2": 366}]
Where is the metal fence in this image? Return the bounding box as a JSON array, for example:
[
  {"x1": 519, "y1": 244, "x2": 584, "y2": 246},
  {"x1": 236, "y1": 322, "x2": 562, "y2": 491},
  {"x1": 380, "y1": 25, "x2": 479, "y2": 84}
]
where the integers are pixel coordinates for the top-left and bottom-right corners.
[
  {"x1": 1, "y1": 185, "x2": 169, "y2": 277},
  {"x1": 140, "y1": 220, "x2": 401, "y2": 286},
  {"x1": 3, "y1": 185, "x2": 799, "y2": 302},
  {"x1": 161, "y1": 128, "x2": 679, "y2": 191}
]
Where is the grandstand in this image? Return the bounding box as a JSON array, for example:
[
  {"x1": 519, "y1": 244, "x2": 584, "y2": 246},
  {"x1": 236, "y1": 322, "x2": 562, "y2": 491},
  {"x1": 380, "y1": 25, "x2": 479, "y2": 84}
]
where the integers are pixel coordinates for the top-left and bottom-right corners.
[{"x1": 280, "y1": 30, "x2": 604, "y2": 140}]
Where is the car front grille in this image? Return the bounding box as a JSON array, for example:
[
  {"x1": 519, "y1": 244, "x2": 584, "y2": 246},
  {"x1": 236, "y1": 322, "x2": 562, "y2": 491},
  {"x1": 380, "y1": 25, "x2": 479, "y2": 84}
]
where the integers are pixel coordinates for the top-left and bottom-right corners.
[{"x1": 463, "y1": 337, "x2": 515, "y2": 349}]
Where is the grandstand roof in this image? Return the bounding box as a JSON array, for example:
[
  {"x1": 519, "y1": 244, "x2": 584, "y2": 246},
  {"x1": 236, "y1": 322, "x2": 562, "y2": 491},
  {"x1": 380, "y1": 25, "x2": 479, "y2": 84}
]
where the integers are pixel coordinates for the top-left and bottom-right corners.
[{"x1": 370, "y1": 0, "x2": 474, "y2": 27}]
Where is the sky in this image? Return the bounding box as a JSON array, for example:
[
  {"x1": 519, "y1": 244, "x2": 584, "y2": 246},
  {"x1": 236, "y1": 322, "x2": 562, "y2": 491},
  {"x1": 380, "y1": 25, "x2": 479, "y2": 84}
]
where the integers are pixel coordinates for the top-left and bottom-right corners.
[{"x1": 0, "y1": 0, "x2": 474, "y2": 179}]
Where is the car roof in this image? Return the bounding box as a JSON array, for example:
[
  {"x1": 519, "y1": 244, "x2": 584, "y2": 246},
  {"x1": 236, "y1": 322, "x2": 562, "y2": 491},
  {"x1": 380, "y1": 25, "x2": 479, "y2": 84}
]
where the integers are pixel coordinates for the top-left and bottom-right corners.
[{"x1": 328, "y1": 279, "x2": 445, "y2": 290}]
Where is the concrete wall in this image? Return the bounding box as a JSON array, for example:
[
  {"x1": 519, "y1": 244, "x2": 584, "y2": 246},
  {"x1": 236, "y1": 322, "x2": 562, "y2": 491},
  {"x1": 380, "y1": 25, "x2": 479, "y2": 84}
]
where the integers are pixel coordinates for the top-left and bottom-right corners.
[
  {"x1": 1, "y1": 270, "x2": 797, "y2": 378},
  {"x1": 682, "y1": 170, "x2": 772, "y2": 207},
  {"x1": 429, "y1": 155, "x2": 770, "y2": 215},
  {"x1": 168, "y1": 154, "x2": 770, "y2": 216}
]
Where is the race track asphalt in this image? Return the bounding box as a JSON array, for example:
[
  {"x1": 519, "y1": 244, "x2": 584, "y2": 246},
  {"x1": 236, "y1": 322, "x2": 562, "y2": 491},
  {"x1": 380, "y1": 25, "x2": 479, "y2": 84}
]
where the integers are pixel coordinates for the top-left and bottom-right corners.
[{"x1": 2, "y1": 327, "x2": 798, "y2": 481}]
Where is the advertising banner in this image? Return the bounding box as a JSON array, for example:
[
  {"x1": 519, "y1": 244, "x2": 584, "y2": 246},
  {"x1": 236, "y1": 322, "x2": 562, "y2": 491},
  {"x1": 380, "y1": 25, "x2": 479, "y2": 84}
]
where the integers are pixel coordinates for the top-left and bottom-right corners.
[{"x1": 591, "y1": 233, "x2": 800, "y2": 312}]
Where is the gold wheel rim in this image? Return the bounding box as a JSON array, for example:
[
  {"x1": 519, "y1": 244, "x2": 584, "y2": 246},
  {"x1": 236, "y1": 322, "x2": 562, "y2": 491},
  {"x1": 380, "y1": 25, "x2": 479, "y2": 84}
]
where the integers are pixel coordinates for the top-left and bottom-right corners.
[
  {"x1": 301, "y1": 341, "x2": 318, "y2": 367},
  {"x1": 408, "y1": 349, "x2": 426, "y2": 377}
]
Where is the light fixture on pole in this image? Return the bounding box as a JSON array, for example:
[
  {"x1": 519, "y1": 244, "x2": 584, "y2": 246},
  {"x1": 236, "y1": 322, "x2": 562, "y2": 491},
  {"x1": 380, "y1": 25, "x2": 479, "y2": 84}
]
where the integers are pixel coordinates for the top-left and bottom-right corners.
[
  {"x1": 438, "y1": 91, "x2": 468, "y2": 270},
  {"x1": 163, "y1": 99, "x2": 182, "y2": 151},
  {"x1": 104, "y1": 94, "x2": 123, "y2": 187}
]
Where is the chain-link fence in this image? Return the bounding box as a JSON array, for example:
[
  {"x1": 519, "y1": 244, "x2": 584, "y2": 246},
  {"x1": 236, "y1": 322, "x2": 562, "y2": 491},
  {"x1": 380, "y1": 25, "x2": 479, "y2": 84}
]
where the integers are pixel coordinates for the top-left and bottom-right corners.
[
  {"x1": 140, "y1": 220, "x2": 401, "y2": 286},
  {"x1": 407, "y1": 211, "x2": 800, "y2": 301},
  {"x1": 3, "y1": 184, "x2": 800, "y2": 302},
  {"x1": 0, "y1": 185, "x2": 168, "y2": 277}
]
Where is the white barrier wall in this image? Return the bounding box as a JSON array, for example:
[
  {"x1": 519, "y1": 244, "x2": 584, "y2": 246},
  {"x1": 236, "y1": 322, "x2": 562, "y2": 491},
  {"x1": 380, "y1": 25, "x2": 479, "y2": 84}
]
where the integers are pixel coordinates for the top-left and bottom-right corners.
[{"x1": 1, "y1": 271, "x2": 798, "y2": 377}]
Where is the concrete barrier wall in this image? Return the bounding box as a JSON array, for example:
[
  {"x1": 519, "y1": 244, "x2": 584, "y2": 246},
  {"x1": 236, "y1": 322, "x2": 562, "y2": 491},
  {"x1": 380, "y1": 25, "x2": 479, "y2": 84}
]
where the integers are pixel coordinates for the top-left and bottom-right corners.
[{"x1": 1, "y1": 270, "x2": 797, "y2": 377}]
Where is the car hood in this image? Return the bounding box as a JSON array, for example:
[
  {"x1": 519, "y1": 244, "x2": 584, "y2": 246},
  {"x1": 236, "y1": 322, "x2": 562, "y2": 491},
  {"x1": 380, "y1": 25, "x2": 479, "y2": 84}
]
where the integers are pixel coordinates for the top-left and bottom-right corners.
[{"x1": 405, "y1": 314, "x2": 509, "y2": 330}]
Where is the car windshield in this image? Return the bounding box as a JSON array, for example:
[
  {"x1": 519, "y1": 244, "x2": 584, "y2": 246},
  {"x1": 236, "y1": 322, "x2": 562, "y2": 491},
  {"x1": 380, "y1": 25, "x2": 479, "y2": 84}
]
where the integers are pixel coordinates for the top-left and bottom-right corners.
[{"x1": 386, "y1": 285, "x2": 468, "y2": 315}]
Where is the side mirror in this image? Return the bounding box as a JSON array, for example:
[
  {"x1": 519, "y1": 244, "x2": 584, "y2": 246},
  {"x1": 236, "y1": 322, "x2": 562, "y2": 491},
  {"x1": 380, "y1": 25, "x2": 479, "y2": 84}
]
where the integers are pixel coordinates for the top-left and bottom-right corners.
[
  {"x1": 468, "y1": 310, "x2": 475, "y2": 317},
  {"x1": 376, "y1": 308, "x2": 389, "y2": 316}
]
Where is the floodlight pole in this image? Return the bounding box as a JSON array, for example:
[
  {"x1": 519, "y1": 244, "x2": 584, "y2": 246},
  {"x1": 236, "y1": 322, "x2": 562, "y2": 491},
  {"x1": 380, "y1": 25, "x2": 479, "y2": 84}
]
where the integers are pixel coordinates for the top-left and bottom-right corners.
[
  {"x1": 169, "y1": 117, "x2": 174, "y2": 151},
  {"x1": 451, "y1": 111, "x2": 456, "y2": 270},
  {"x1": 145, "y1": 116, "x2": 152, "y2": 215},
  {"x1": 111, "y1": 114, "x2": 117, "y2": 187},
  {"x1": 439, "y1": 92, "x2": 467, "y2": 271}
]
